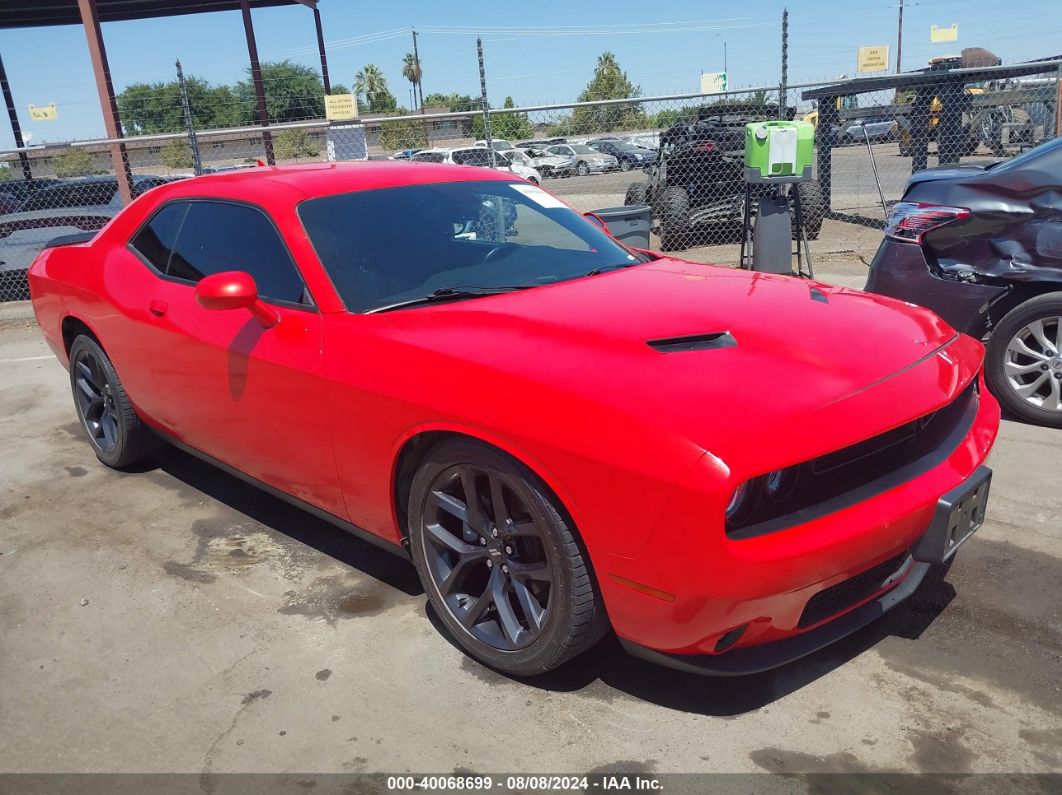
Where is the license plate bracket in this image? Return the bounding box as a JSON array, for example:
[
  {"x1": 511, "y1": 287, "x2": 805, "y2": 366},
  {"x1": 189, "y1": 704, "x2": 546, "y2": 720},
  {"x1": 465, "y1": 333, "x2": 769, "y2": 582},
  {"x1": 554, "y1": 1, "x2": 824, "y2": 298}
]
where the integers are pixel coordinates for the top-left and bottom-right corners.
[{"x1": 913, "y1": 466, "x2": 992, "y2": 565}]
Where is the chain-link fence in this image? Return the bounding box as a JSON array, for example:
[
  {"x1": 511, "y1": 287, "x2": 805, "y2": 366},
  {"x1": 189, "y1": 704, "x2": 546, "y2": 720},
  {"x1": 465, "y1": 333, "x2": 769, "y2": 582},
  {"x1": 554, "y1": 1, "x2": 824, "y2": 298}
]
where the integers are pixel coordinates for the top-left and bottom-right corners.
[{"x1": 2, "y1": 60, "x2": 1060, "y2": 303}]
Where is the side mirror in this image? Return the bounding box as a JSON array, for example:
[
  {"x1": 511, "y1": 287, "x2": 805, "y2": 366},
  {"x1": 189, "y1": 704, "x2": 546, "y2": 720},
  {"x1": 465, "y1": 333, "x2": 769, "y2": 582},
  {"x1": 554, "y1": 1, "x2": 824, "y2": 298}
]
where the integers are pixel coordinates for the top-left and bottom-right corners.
[{"x1": 195, "y1": 271, "x2": 279, "y2": 328}]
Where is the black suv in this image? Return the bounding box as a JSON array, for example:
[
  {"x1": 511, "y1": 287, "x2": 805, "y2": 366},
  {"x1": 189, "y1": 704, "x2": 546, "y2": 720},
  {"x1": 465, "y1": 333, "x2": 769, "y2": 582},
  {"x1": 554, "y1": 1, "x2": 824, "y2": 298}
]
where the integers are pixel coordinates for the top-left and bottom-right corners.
[{"x1": 624, "y1": 104, "x2": 825, "y2": 251}]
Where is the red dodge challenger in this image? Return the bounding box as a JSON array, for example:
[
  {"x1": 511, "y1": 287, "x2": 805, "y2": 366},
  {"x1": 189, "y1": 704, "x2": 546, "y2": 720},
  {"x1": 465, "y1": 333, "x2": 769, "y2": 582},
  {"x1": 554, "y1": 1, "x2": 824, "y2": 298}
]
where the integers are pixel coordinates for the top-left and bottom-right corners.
[{"x1": 28, "y1": 162, "x2": 999, "y2": 677}]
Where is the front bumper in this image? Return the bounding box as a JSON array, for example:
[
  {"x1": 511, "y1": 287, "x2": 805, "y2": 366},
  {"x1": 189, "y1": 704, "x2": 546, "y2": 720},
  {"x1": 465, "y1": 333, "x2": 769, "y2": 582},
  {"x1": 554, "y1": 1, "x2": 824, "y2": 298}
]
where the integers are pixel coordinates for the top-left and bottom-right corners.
[
  {"x1": 619, "y1": 465, "x2": 991, "y2": 675},
  {"x1": 864, "y1": 239, "x2": 1008, "y2": 338},
  {"x1": 597, "y1": 360, "x2": 1000, "y2": 671}
]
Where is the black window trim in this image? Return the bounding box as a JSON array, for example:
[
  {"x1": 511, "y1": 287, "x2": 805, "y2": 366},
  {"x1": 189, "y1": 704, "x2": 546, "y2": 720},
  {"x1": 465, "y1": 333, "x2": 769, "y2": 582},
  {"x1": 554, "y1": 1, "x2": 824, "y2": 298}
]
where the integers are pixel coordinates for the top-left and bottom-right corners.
[{"x1": 126, "y1": 196, "x2": 318, "y2": 313}]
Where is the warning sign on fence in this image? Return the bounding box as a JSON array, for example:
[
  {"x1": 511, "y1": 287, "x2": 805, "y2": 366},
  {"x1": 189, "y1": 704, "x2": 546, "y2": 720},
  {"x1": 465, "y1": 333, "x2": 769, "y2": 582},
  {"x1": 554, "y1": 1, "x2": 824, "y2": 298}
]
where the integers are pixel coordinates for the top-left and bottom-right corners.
[
  {"x1": 324, "y1": 94, "x2": 358, "y2": 121},
  {"x1": 28, "y1": 103, "x2": 58, "y2": 121},
  {"x1": 857, "y1": 46, "x2": 890, "y2": 74}
]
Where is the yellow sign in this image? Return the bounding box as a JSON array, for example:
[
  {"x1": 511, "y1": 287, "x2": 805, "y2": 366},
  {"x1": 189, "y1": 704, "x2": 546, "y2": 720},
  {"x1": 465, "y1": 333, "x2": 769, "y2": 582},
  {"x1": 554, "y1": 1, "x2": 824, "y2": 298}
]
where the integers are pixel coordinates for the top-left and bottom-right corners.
[
  {"x1": 324, "y1": 94, "x2": 358, "y2": 121},
  {"x1": 857, "y1": 45, "x2": 890, "y2": 73},
  {"x1": 29, "y1": 103, "x2": 58, "y2": 121},
  {"x1": 931, "y1": 24, "x2": 958, "y2": 43}
]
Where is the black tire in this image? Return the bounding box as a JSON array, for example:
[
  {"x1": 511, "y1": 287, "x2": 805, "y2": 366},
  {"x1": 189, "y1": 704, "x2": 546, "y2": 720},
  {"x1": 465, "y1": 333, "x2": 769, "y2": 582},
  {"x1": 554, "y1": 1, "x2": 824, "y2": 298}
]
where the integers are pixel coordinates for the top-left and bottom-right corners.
[
  {"x1": 658, "y1": 186, "x2": 690, "y2": 251},
  {"x1": 68, "y1": 335, "x2": 157, "y2": 468},
  {"x1": 620, "y1": 159, "x2": 632, "y2": 172},
  {"x1": 985, "y1": 294, "x2": 1062, "y2": 428},
  {"x1": 539, "y1": 166, "x2": 553, "y2": 179},
  {"x1": 407, "y1": 439, "x2": 608, "y2": 676},
  {"x1": 576, "y1": 161, "x2": 590, "y2": 177},
  {"x1": 624, "y1": 181, "x2": 648, "y2": 207},
  {"x1": 794, "y1": 181, "x2": 825, "y2": 240}
]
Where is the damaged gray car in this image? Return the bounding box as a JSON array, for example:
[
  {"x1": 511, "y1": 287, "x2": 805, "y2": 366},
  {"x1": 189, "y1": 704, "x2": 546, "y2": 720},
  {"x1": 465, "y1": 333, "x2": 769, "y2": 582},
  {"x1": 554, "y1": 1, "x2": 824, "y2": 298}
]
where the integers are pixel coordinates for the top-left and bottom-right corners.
[{"x1": 866, "y1": 136, "x2": 1062, "y2": 427}]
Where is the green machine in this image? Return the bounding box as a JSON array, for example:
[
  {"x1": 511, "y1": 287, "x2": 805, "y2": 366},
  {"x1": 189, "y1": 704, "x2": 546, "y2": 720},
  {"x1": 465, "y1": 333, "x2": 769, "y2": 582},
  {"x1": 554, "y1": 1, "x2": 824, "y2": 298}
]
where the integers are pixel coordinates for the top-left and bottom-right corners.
[{"x1": 739, "y1": 119, "x2": 816, "y2": 276}]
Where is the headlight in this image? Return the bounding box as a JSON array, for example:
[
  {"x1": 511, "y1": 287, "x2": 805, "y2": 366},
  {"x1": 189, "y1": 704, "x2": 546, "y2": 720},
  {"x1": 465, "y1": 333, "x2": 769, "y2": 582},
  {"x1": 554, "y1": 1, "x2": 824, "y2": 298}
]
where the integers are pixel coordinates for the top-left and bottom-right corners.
[
  {"x1": 764, "y1": 467, "x2": 798, "y2": 502},
  {"x1": 725, "y1": 479, "x2": 759, "y2": 524}
]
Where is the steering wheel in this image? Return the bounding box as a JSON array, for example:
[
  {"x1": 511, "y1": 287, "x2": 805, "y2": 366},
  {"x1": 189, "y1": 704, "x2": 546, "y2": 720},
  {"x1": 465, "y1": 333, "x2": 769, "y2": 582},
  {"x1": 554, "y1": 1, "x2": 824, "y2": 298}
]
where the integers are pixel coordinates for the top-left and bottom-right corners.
[{"x1": 483, "y1": 242, "x2": 518, "y2": 263}]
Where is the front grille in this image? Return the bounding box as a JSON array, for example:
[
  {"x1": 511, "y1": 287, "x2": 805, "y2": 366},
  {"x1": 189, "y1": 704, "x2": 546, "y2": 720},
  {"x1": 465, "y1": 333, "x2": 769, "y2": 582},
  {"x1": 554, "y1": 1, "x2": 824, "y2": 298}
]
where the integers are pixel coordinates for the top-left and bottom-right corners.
[
  {"x1": 727, "y1": 381, "x2": 979, "y2": 539},
  {"x1": 799, "y1": 552, "x2": 910, "y2": 628}
]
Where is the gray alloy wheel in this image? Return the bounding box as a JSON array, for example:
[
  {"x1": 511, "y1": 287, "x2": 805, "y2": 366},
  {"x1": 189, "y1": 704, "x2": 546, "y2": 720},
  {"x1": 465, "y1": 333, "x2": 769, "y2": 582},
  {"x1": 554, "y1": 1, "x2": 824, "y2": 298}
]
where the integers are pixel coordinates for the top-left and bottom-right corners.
[
  {"x1": 576, "y1": 161, "x2": 590, "y2": 176},
  {"x1": 987, "y1": 294, "x2": 1062, "y2": 428},
  {"x1": 68, "y1": 335, "x2": 157, "y2": 468},
  {"x1": 1002, "y1": 316, "x2": 1062, "y2": 412},
  {"x1": 407, "y1": 440, "x2": 608, "y2": 675}
]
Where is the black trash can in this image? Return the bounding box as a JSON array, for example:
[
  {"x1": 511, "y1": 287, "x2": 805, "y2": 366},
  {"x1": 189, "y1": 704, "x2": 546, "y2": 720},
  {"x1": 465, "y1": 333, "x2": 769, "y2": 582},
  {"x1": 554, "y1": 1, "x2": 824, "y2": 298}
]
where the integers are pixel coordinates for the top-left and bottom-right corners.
[{"x1": 590, "y1": 205, "x2": 651, "y2": 249}]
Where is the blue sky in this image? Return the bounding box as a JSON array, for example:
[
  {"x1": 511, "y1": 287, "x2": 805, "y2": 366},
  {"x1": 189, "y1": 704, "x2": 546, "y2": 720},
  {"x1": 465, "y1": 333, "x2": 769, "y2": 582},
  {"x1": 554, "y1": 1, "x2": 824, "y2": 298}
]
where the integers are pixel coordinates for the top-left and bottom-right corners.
[{"x1": 0, "y1": 0, "x2": 1058, "y2": 147}]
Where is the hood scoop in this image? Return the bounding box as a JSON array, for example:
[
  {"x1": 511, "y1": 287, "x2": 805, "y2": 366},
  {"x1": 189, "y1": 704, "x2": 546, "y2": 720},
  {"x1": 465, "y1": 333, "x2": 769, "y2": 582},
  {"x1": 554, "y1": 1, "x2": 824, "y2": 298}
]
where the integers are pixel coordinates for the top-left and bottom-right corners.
[{"x1": 647, "y1": 331, "x2": 737, "y2": 353}]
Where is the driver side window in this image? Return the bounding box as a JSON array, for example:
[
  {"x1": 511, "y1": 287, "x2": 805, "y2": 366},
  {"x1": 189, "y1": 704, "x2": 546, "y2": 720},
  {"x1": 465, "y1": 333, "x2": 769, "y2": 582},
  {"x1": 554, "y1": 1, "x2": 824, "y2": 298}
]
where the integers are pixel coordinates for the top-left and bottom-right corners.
[{"x1": 133, "y1": 201, "x2": 309, "y2": 306}]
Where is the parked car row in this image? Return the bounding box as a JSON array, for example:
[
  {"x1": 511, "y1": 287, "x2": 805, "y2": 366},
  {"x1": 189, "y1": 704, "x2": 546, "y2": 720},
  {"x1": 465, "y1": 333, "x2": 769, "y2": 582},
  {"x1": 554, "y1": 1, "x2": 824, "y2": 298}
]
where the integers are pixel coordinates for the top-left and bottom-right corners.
[{"x1": 393, "y1": 135, "x2": 658, "y2": 177}]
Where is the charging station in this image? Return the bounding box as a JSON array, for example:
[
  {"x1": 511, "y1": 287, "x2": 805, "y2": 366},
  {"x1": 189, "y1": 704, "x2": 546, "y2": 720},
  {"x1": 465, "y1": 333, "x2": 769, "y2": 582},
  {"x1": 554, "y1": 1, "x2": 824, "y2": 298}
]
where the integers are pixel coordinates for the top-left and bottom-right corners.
[{"x1": 738, "y1": 120, "x2": 817, "y2": 277}]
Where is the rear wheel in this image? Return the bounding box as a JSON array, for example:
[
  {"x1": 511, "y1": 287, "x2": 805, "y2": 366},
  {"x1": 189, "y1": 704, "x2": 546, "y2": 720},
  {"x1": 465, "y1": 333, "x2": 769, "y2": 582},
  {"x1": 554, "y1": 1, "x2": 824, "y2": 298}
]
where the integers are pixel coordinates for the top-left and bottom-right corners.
[
  {"x1": 624, "y1": 181, "x2": 648, "y2": 206},
  {"x1": 68, "y1": 335, "x2": 156, "y2": 468},
  {"x1": 986, "y1": 294, "x2": 1062, "y2": 428},
  {"x1": 658, "y1": 186, "x2": 690, "y2": 251},
  {"x1": 407, "y1": 440, "x2": 608, "y2": 676},
  {"x1": 793, "y1": 181, "x2": 825, "y2": 240}
]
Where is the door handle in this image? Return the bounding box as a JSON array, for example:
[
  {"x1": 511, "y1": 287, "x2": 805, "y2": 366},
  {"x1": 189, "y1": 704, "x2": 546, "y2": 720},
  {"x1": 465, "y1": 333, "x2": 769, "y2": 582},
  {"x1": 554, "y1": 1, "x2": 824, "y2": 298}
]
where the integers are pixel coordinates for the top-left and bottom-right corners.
[{"x1": 149, "y1": 299, "x2": 168, "y2": 317}]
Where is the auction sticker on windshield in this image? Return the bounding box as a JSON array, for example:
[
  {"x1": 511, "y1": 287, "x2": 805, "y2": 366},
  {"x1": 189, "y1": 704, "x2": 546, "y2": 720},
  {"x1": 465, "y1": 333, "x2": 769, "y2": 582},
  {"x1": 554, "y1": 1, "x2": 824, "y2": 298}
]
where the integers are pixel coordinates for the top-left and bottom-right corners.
[{"x1": 510, "y1": 183, "x2": 568, "y2": 209}]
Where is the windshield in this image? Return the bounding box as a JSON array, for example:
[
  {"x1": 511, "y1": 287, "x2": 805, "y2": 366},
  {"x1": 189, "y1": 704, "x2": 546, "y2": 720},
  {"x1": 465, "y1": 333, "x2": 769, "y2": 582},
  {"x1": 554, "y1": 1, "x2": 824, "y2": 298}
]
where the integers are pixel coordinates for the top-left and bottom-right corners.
[
  {"x1": 606, "y1": 141, "x2": 639, "y2": 151},
  {"x1": 569, "y1": 144, "x2": 596, "y2": 154},
  {"x1": 298, "y1": 180, "x2": 638, "y2": 313}
]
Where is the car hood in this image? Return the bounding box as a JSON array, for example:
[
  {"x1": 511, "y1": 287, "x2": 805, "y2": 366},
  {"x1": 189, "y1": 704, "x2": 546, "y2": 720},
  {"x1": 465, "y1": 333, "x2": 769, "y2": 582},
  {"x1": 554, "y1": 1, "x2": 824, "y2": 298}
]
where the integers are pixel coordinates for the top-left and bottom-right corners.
[{"x1": 383, "y1": 259, "x2": 977, "y2": 463}]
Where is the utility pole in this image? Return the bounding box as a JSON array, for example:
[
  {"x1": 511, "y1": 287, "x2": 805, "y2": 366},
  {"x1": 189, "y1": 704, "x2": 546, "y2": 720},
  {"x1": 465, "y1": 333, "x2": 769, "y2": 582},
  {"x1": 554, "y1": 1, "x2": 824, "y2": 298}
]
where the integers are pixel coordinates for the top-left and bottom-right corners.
[
  {"x1": 176, "y1": 59, "x2": 203, "y2": 176},
  {"x1": 896, "y1": 0, "x2": 904, "y2": 73},
  {"x1": 779, "y1": 7, "x2": 788, "y2": 119},
  {"x1": 477, "y1": 37, "x2": 495, "y2": 168},
  {"x1": 413, "y1": 28, "x2": 429, "y2": 145}
]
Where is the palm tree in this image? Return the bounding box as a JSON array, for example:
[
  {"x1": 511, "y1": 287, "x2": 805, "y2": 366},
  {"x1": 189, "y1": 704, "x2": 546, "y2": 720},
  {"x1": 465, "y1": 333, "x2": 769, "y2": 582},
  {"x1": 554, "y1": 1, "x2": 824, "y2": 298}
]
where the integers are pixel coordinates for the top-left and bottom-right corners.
[
  {"x1": 402, "y1": 53, "x2": 422, "y2": 110},
  {"x1": 354, "y1": 64, "x2": 393, "y2": 112}
]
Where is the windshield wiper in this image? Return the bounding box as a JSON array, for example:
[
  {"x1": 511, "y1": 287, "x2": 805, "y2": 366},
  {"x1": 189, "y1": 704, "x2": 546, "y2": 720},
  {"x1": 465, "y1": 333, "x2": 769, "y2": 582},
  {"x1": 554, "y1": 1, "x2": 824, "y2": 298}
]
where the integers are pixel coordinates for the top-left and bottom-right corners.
[
  {"x1": 583, "y1": 262, "x2": 639, "y2": 277},
  {"x1": 366, "y1": 285, "x2": 535, "y2": 313}
]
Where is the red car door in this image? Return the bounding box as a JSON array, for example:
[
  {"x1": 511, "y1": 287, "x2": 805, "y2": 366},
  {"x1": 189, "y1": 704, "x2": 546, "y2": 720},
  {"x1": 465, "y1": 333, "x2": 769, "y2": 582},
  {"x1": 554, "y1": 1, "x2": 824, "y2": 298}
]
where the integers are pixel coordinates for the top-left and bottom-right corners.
[{"x1": 127, "y1": 199, "x2": 345, "y2": 518}]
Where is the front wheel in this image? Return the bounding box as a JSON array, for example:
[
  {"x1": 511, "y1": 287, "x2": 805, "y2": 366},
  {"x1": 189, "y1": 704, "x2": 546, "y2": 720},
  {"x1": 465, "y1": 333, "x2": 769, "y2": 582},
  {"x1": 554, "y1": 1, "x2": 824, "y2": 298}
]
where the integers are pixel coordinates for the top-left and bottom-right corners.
[
  {"x1": 620, "y1": 159, "x2": 632, "y2": 172},
  {"x1": 68, "y1": 335, "x2": 157, "y2": 468},
  {"x1": 576, "y1": 161, "x2": 590, "y2": 177},
  {"x1": 986, "y1": 294, "x2": 1062, "y2": 427},
  {"x1": 407, "y1": 440, "x2": 608, "y2": 676},
  {"x1": 658, "y1": 186, "x2": 690, "y2": 251}
]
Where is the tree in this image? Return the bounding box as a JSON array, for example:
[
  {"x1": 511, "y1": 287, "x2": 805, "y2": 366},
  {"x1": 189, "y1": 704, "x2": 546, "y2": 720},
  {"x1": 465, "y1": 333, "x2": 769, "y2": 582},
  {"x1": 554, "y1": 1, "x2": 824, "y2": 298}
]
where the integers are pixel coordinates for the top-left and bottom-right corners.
[
  {"x1": 489, "y1": 96, "x2": 532, "y2": 141},
  {"x1": 329, "y1": 83, "x2": 350, "y2": 96},
  {"x1": 160, "y1": 140, "x2": 193, "y2": 169},
  {"x1": 0, "y1": 166, "x2": 11, "y2": 182},
  {"x1": 355, "y1": 64, "x2": 397, "y2": 113},
  {"x1": 274, "y1": 129, "x2": 320, "y2": 161},
  {"x1": 401, "y1": 53, "x2": 422, "y2": 109},
  {"x1": 52, "y1": 148, "x2": 95, "y2": 177},
  {"x1": 571, "y1": 52, "x2": 646, "y2": 133},
  {"x1": 424, "y1": 92, "x2": 482, "y2": 112},
  {"x1": 236, "y1": 60, "x2": 325, "y2": 124},
  {"x1": 118, "y1": 78, "x2": 242, "y2": 135}
]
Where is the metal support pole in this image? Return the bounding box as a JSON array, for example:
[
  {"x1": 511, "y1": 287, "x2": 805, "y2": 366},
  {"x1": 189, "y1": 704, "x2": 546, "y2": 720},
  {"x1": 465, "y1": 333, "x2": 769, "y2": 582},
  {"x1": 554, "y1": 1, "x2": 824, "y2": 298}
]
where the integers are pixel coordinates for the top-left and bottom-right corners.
[
  {"x1": 477, "y1": 37, "x2": 495, "y2": 168},
  {"x1": 779, "y1": 7, "x2": 788, "y2": 119},
  {"x1": 896, "y1": 0, "x2": 904, "y2": 74},
  {"x1": 816, "y1": 94, "x2": 839, "y2": 210},
  {"x1": 176, "y1": 60, "x2": 203, "y2": 176},
  {"x1": 313, "y1": 7, "x2": 331, "y2": 94},
  {"x1": 1055, "y1": 63, "x2": 1062, "y2": 139},
  {"x1": 413, "y1": 28, "x2": 429, "y2": 145},
  {"x1": 0, "y1": 52, "x2": 31, "y2": 182},
  {"x1": 76, "y1": 0, "x2": 133, "y2": 204},
  {"x1": 240, "y1": 0, "x2": 274, "y2": 165}
]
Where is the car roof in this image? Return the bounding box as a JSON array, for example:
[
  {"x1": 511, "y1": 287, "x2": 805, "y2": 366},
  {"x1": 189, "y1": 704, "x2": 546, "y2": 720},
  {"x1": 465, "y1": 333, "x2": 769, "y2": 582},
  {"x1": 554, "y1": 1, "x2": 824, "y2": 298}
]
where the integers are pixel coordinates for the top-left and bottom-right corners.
[{"x1": 147, "y1": 161, "x2": 516, "y2": 204}]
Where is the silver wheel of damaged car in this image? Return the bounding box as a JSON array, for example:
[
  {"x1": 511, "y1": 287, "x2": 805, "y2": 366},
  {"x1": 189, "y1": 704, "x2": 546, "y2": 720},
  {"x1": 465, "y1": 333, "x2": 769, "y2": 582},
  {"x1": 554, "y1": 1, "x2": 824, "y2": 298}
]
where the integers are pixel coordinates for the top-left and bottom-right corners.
[{"x1": 1004, "y1": 316, "x2": 1062, "y2": 412}]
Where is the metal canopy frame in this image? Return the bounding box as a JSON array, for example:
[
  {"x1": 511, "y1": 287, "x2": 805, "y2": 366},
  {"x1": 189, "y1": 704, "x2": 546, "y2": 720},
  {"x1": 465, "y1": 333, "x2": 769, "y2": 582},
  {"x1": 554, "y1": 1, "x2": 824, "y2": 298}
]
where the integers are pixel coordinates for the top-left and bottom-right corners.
[{"x1": 0, "y1": 0, "x2": 326, "y2": 193}]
